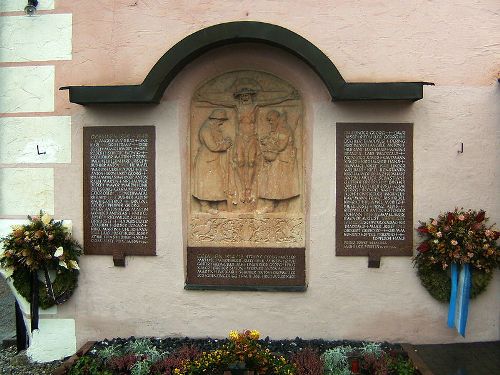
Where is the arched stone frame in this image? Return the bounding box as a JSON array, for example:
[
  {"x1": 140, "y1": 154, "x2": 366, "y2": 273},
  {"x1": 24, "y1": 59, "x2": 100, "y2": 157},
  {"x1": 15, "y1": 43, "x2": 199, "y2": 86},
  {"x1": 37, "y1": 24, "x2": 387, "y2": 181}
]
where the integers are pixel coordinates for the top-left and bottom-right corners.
[
  {"x1": 162, "y1": 43, "x2": 322, "y2": 290},
  {"x1": 62, "y1": 21, "x2": 429, "y2": 104}
]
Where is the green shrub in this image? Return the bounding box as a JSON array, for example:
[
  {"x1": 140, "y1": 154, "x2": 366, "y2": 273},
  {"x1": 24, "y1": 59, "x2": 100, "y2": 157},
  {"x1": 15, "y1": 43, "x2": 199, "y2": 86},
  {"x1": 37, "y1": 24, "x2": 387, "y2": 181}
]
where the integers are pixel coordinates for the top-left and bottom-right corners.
[
  {"x1": 68, "y1": 356, "x2": 111, "y2": 375},
  {"x1": 98, "y1": 344, "x2": 123, "y2": 361},
  {"x1": 388, "y1": 354, "x2": 416, "y2": 375},
  {"x1": 322, "y1": 346, "x2": 352, "y2": 375},
  {"x1": 360, "y1": 342, "x2": 383, "y2": 358},
  {"x1": 131, "y1": 359, "x2": 153, "y2": 375}
]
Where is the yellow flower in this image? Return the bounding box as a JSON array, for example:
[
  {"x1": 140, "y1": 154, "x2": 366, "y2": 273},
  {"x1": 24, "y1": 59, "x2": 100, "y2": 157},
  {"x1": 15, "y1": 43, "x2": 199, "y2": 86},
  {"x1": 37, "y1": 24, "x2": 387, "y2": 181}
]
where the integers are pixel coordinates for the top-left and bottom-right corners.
[
  {"x1": 69, "y1": 260, "x2": 80, "y2": 270},
  {"x1": 41, "y1": 213, "x2": 52, "y2": 225},
  {"x1": 229, "y1": 330, "x2": 239, "y2": 341},
  {"x1": 249, "y1": 330, "x2": 260, "y2": 340}
]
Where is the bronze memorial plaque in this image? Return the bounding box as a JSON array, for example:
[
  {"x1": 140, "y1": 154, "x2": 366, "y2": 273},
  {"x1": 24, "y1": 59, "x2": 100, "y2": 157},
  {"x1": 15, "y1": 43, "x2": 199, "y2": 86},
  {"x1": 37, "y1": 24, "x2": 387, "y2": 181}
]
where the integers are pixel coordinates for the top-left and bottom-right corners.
[
  {"x1": 187, "y1": 247, "x2": 305, "y2": 289},
  {"x1": 186, "y1": 70, "x2": 306, "y2": 290},
  {"x1": 336, "y1": 123, "x2": 413, "y2": 260},
  {"x1": 83, "y1": 126, "x2": 156, "y2": 263}
]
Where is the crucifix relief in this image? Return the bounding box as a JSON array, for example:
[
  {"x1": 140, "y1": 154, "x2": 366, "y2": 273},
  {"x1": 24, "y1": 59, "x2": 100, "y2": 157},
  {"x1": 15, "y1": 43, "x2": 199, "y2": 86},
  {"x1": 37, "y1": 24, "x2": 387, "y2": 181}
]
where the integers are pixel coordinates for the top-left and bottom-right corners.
[{"x1": 188, "y1": 70, "x2": 305, "y2": 249}]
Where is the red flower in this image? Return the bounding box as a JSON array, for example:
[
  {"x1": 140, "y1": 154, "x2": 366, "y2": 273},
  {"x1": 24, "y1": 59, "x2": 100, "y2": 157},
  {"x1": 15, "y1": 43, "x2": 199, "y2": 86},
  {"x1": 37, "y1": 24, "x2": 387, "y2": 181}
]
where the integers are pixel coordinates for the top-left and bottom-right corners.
[
  {"x1": 475, "y1": 211, "x2": 485, "y2": 223},
  {"x1": 472, "y1": 223, "x2": 481, "y2": 231},
  {"x1": 417, "y1": 242, "x2": 430, "y2": 253},
  {"x1": 447, "y1": 212, "x2": 454, "y2": 223},
  {"x1": 493, "y1": 231, "x2": 500, "y2": 240},
  {"x1": 417, "y1": 226, "x2": 429, "y2": 234}
]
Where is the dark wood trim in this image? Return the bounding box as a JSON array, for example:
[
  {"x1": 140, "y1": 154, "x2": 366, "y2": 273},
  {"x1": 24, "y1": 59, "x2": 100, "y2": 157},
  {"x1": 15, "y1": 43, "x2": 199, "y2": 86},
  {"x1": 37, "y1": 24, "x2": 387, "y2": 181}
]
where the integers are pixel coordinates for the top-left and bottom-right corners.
[
  {"x1": 401, "y1": 344, "x2": 435, "y2": 375},
  {"x1": 62, "y1": 22, "x2": 429, "y2": 104},
  {"x1": 53, "y1": 341, "x2": 97, "y2": 375}
]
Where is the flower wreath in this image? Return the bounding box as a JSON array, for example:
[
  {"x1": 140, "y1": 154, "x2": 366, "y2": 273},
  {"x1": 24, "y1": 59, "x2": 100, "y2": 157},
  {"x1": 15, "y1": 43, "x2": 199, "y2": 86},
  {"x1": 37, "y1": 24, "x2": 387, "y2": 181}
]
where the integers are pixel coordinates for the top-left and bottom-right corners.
[
  {"x1": 414, "y1": 208, "x2": 499, "y2": 302},
  {"x1": 0, "y1": 211, "x2": 82, "y2": 309}
]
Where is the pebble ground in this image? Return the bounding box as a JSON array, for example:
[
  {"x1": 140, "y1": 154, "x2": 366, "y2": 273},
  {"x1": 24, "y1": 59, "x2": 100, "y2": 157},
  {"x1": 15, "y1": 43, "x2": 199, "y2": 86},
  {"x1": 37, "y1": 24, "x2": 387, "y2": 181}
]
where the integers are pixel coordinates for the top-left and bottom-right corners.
[
  {"x1": 0, "y1": 345, "x2": 64, "y2": 375},
  {"x1": 0, "y1": 280, "x2": 64, "y2": 374}
]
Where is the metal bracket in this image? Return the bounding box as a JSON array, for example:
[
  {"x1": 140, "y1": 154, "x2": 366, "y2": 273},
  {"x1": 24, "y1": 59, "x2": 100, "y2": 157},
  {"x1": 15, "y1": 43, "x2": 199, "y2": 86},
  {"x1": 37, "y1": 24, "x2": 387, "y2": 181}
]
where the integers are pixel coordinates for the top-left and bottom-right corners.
[
  {"x1": 113, "y1": 251, "x2": 126, "y2": 267},
  {"x1": 368, "y1": 253, "x2": 381, "y2": 268}
]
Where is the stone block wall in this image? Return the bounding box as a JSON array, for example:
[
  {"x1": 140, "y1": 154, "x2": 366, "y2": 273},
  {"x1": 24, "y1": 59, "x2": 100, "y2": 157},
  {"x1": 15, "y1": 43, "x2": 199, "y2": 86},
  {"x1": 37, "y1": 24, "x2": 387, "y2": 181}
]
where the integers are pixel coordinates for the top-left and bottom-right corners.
[{"x1": 0, "y1": 0, "x2": 76, "y2": 362}]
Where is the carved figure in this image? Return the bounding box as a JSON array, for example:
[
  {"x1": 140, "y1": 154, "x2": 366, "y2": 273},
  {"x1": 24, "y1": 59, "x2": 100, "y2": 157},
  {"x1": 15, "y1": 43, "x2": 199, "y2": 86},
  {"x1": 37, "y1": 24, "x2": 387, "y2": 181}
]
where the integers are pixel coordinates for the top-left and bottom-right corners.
[
  {"x1": 192, "y1": 109, "x2": 232, "y2": 214},
  {"x1": 258, "y1": 110, "x2": 299, "y2": 212},
  {"x1": 195, "y1": 78, "x2": 298, "y2": 207}
]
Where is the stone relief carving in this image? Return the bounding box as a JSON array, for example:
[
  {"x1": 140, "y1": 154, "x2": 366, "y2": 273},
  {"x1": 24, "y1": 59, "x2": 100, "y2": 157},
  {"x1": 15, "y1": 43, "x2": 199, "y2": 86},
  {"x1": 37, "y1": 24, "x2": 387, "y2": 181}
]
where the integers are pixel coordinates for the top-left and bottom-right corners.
[
  {"x1": 189, "y1": 71, "x2": 304, "y2": 247},
  {"x1": 189, "y1": 216, "x2": 304, "y2": 247}
]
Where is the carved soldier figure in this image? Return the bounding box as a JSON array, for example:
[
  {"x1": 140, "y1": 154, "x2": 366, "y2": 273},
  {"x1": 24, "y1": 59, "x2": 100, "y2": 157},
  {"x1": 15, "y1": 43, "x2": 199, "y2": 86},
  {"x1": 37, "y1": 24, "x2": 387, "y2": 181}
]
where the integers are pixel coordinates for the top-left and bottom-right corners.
[
  {"x1": 258, "y1": 110, "x2": 299, "y2": 213},
  {"x1": 192, "y1": 109, "x2": 232, "y2": 214},
  {"x1": 195, "y1": 77, "x2": 298, "y2": 208}
]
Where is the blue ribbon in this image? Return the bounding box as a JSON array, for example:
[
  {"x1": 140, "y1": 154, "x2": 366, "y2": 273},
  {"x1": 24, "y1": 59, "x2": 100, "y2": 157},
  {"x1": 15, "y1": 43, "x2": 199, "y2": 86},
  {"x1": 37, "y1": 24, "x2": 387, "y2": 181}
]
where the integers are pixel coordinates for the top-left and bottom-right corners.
[
  {"x1": 455, "y1": 264, "x2": 471, "y2": 337},
  {"x1": 447, "y1": 263, "x2": 458, "y2": 328},
  {"x1": 448, "y1": 263, "x2": 472, "y2": 336}
]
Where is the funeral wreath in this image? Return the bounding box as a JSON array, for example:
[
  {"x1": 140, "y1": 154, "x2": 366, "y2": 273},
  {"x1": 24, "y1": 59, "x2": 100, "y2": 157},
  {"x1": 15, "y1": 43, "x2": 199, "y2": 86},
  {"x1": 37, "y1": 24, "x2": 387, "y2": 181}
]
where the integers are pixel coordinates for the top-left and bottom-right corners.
[
  {"x1": 0, "y1": 211, "x2": 82, "y2": 309},
  {"x1": 414, "y1": 208, "x2": 499, "y2": 302}
]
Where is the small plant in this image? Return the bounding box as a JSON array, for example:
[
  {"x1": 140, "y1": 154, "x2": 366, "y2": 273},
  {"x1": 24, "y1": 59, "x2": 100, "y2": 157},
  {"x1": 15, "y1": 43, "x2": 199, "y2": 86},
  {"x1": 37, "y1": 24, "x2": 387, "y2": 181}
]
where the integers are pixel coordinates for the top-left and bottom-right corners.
[
  {"x1": 131, "y1": 359, "x2": 153, "y2": 375},
  {"x1": 387, "y1": 352, "x2": 416, "y2": 375},
  {"x1": 107, "y1": 354, "x2": 142, "y2": 373},
  {"x1": 150, "y1": 345, "x2": 201, "y2": 375},
  {"x1": 322, "y1": 346, "x2": 352, "y2": 375},
  {"x1": 361, "y1": 352, "x2": 389, "y2": 375},
  {"x1": 360, "y1": 342, "x2": 383, "y2": 358},
  {"x1": 127, "y1": 338, "x2": 155, "y2": 354},
  {"x1": 68, "y1": 356, "x2": 110, "y2": 375},
  {"x1": 144, "y1": 346, "x2": 163, "y2": 364},
  {"x1": 291, "y1": 347, "x2": 324, "y2": 375},
  {"x1": 98, "y1": 344, "x2": 123, "y2": 361}
]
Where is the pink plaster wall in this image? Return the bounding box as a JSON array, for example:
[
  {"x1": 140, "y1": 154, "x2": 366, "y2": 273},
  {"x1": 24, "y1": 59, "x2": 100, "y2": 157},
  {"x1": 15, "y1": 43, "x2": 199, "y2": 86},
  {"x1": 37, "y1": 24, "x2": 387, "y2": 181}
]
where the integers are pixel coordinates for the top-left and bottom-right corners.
[
  {"x1": 64, "y1": 0, "x2": 499, "y2": 87},
  {"x1": 56, "y1": 1, "x2": 499, "y2": 346}
]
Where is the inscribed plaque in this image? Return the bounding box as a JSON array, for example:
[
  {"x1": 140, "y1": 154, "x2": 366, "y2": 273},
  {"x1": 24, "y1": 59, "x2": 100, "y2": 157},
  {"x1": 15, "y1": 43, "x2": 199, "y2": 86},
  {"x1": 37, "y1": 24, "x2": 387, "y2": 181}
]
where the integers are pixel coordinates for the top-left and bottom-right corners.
[
  {"x1": 186, "y1": 247, "x2": 305, "y2": 289},
  {"x1": 83, "y1": 126, "x2": 156, "y2": 258},
  {"x1": 336, "y1": 123, "x2": 413, "y2": 257}
]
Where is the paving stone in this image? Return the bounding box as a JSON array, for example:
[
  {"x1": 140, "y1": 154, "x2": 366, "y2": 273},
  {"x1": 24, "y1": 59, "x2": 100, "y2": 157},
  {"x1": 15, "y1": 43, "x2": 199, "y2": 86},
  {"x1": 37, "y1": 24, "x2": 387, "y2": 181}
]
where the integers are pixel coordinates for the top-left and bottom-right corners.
[{"x1": 408, "y1": 341, "x2": 500, "y2": 375}]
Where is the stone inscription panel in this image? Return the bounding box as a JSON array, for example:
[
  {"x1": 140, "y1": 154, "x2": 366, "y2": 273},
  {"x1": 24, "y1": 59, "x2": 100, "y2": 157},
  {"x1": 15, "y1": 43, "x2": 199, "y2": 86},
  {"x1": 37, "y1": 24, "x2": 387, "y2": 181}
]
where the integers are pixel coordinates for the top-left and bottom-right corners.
[
  {"x1": 186, "y1": 247, "x2": 305, "y2": 288},
  {"x1": 336, "y1": 123, "x2": 413, "y2": 256},
  {"x1": 83, "y1": 126, "x2": 156, "y2": 256}
]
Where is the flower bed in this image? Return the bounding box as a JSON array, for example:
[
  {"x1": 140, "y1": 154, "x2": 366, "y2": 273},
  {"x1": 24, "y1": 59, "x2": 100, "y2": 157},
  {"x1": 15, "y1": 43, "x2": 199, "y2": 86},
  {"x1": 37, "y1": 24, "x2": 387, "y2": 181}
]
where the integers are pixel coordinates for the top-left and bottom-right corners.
[{"x1": 65, "y1": 330, "x2": 418, "y2": 375}]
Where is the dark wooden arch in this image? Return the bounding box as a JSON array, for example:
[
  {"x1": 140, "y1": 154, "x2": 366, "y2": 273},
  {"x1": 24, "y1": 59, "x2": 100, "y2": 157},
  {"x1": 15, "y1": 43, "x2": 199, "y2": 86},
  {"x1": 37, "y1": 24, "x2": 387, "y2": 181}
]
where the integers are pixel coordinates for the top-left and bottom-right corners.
[{"x1": 62, "y1": 21, "x2": 429, "y2": 104}]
